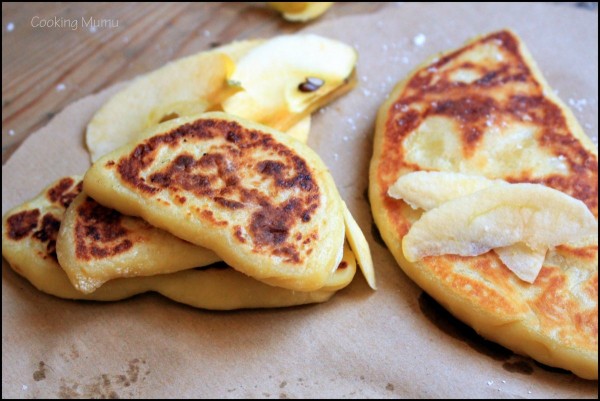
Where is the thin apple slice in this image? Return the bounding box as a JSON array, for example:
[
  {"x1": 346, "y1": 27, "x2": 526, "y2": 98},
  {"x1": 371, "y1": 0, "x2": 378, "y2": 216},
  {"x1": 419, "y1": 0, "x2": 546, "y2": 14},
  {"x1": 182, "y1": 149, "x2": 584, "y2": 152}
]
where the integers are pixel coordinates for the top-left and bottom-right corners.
[
  {"x1": 388, "y1": 171, "x2": 505, "y2": 211},
  {"x1": 268, "y1": 2, "x2": 334, "y2": 22},
  {"x1": 389, "y1": 172, "x2": 551, "y2": 282},
  {"x1": 494, "y1": 244, "x2": 547, "y2": 283},
  {"x1": 402, "y1": 183, "x2": 597, "y2": 266},
  {"x1": 222, "y1": 34, "x2": 357, "y2": 130},
  {"x1": 342, "y1": 202, "x2": 376, "y2": 289},
  {"x1": 86, "y1": 40, "x2": 262, "y2": 162},
  {"x1": 285, "y1": 116, "x2": 311, "y2": 144}
]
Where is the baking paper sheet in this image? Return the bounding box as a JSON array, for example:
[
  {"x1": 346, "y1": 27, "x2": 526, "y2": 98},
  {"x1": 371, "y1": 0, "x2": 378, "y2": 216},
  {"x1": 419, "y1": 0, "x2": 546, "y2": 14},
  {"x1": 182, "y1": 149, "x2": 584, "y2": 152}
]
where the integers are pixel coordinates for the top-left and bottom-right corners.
[{"x1": 2, "y1": 3, "x2": 597, "y2": 398}]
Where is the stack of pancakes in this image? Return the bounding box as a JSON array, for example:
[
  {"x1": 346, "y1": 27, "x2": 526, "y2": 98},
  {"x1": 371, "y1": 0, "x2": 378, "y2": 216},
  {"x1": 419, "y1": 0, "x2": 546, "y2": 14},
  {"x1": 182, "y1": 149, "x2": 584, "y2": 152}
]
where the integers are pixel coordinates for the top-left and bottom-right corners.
[{"x1": 2, "y1": 35, "x2": 375, "y2": 310}]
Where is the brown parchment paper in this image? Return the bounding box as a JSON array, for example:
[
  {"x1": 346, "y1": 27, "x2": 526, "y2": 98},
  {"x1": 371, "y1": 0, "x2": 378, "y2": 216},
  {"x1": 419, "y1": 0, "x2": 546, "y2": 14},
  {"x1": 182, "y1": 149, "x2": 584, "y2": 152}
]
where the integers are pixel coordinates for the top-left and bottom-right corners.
[{"x1": 2, "y1": 3, "x2": 598, "y2": 398}]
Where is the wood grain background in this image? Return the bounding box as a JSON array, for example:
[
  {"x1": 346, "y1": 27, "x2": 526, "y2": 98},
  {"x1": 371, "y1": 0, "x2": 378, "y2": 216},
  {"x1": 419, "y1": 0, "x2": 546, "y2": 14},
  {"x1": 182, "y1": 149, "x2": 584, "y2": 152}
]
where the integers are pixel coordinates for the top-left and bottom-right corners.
[{"x1": 1, "y1": 2, "x2": 596, "y2": 164}]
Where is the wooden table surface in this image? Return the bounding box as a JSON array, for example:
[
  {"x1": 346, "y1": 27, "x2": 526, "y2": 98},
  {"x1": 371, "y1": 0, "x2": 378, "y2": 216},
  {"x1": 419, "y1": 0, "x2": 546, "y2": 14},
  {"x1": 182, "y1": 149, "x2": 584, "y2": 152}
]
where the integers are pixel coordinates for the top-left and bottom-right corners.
[
  {"x1": 1, "y1": 2, "x2": 393, "y2": 164},
  {"x1": 2, "y1": 2, "x2": 596, "y2": 164}
]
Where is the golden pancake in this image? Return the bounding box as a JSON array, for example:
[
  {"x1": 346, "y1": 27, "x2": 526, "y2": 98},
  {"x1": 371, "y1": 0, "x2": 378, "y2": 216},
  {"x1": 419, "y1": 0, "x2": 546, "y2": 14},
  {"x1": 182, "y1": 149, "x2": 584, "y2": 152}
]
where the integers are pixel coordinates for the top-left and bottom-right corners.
[
  {"x1": 85, "y1": 112, "x2": 346, "y2": 292},
  {"x1": 57, "y1": 192, "x2": 220, "y2": 293},
  {"x1": 58, "y1": 191, "x2": 373, "y2": 294},
  {"x1": 369, "y1": 30, "x2": 598, "y2": 379},
  {"x1": 2, "y1": 177, "x2": 356, "y2": 309}
]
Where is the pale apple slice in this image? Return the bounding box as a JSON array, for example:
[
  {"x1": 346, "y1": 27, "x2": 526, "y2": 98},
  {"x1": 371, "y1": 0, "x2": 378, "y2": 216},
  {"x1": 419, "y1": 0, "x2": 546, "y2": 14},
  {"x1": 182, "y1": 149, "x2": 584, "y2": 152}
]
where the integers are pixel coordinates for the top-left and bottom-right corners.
[
  {"x1": 402, "y1": 183, "x2": 597, "y2": 267},
  {"x1": 268, "y1": 2, "x2": 334, "y2": 22},
  {"x1": 222, "y1": 34, "x2": 357, "y2": 131},
  {"x1": 388, "y1": 171, "x2": 505, "y2": 211},
  {"x1": 342, "y1": 201, "x2": 376, "y2": 289},
  {"x1": 268, "y1": 2, "x2": 309, "y2": 14},
  {"x1": 494, "y1": 243, "x2": 547, "y2": 283},
  {"x1": 389, "y1": 171, "x2": 551, "y2": 282},
  {"x1": 146, "y1": 100, "x2": 210, "y2": 126},
  {"x1": 86, "y1": 40, "x2": 262, "y2": 162},
  {"x1": 285, "y1": 115, "x2": 311, "y2": 144}
]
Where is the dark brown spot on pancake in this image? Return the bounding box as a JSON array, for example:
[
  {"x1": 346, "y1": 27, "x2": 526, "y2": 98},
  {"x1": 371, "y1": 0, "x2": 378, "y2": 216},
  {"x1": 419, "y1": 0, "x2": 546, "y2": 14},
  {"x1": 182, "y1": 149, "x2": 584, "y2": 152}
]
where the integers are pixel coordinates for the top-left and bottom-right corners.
[
  {"x1": 74, "y1": 197, "x2": 133, "y2": 261},
  {"x1": 234, "y1": 225, "x2": 246, "y2": 243},
  {"x1": 432, "y1": 96, "x2": 497, "y2": 124},
  {"x1": 47, "y1": 177, "x2": 74, "y2": 202},
  {"x1": 250, "y1": 206, "x2": 290, "y2": 246},
  {"x1": 7, "y1": 209, "x2": 40, "y2": 240},
  {"x1": 226, "y1": 130, "x2": 241, "y2": 143},
  {"x1": 273, "y1": 245, "x2": 301, "y2": 264},
  {"x1": 338, "y1": 261, "x2": 348, "y2": 270},
  {"x1": 301, "y1": 211, "x2": 311, "y2": 222},
  {"x1": 33, "y1": 214, "x2": 60, "y2": 243},
  {"x1": 199, "y1": 209, "x2": 228, "y2": 227},
  {"x1": 258, "y1": 160, "x2": 284, "y2": 175},
  {"x1": 106, "y1": 160, "x2": 115, "y2": 167},
  {"x1": 214, "y1": 196, "x2": 244, "y2": 209},
  {"x1": 46, "y1": 178, "x2": 83, "y2": 209},
  {"x1": 33, "y1": 213, "x2": 61, "y2": 260},
  {"x1": 116, "y1": 119, "x2": 321, "y2": 264}
]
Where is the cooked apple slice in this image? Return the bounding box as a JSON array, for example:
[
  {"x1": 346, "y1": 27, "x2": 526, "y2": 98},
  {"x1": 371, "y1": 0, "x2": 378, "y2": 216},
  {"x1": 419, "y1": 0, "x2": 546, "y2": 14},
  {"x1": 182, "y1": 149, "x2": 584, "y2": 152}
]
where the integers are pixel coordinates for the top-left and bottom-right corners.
[
  {"x1": 285, "y1": 115, "x2": 311, "y2": 144},
  {"x1": 342, "y1": 202, "x2": 376, "y2": 289},
  {"x1": 222, "y1": 34, "x2": 357, "y2": 131},
  {"x1": 494, "y1": 243, "x2": 547, "y2": 283},
  {"x1": 268, "y1": 2, "x2": 334, "y2": 22},
  {"x1": 402, "y1": 183, "x2": 597, "y2": 267},
  {"x1": 146, "y1": 100, "x2": 210, "y2": 126},
  {"x1": 389, "y1": 171, "x2": 554, "y2": 282},
  {"x1": 388, "y1": 171, "x2": 505, "y2": 211},
  {"x1": 86, "y1": 40, "x2": 262, "y2": 162}
]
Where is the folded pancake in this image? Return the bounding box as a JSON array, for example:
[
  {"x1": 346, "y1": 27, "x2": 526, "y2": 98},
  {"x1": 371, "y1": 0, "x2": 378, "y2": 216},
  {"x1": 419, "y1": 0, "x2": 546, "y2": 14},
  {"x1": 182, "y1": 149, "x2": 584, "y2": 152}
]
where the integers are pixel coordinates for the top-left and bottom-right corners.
[
  {"x1": 2, "y1": 177, "x2": 357, "y2": 310},
  {"x1": 59, "y1": 194, "x2": 373, "y2": 294},
  {"x1": 59, "y1": 192, "x2": 375, "y2": 294},
  {"x1": 84, "y1": 112, "x2": 346, "y2": 292},
  {"x1": 369, "y1": 30, "x2": 598, "y2": 379},
  {"x1": 57, "y1": 192, "x2": 220, "y2": 293}
]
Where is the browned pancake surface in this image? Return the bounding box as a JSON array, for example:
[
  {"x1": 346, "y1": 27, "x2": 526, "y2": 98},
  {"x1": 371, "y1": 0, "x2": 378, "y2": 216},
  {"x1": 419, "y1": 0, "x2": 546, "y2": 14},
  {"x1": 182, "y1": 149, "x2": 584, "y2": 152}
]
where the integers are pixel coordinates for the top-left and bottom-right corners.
[
  {"x1": 6, "y1": 177, "x2": 82, "y2": 263},
  {"x1": 115, "y1": 118, "x2": 321, "y2": 265},
  {"x1": 378, "y1": 30, "x2": 597, "y2": 223},
  {"x1": 84, "y1": 113, "x2": 345, "y2": 291},
  {"x1": 370, "y1": 29, "x2": 598, "y2": 379}
]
